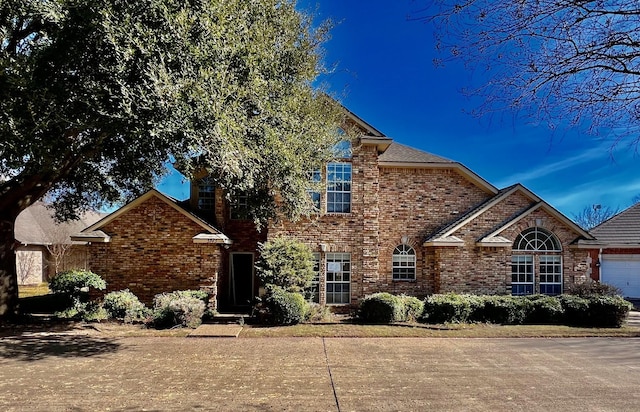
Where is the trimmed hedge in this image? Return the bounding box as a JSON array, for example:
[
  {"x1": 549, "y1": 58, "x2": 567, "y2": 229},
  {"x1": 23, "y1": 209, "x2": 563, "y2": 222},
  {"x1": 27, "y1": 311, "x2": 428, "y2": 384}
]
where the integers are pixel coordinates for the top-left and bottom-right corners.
[
  {"x1": 358, "y1": 293, "x2": 424, "y2": 323},
  {"x1": 420, "y1": 293, "x2": 632, "y2": 328},
  {"x1": 265, "y1": 287, "x2": 309, "y2": 325}
]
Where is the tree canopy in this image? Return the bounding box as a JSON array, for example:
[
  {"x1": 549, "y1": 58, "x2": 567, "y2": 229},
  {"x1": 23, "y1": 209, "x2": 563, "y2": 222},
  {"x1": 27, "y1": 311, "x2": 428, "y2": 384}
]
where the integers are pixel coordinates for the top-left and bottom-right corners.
[
  {"x1": 0, "y1": 0, "x2": 344, "y2": 316},
  {"x1": 424, "y1": 0, "x2": 640, "y2": 146}
]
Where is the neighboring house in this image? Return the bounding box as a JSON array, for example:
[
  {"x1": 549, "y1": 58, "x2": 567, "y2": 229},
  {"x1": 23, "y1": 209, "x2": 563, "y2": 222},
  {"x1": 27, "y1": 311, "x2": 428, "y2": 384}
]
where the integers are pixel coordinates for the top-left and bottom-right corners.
[
  {"x1": 74, "y1": 110, "x2": 595, "y2": 310},
  {"x1": 15, "y1": 202, "x2": 104, "y2": 285},
  {"x1": 578, "y1": 203, "x2": 640, "y2": 298}
]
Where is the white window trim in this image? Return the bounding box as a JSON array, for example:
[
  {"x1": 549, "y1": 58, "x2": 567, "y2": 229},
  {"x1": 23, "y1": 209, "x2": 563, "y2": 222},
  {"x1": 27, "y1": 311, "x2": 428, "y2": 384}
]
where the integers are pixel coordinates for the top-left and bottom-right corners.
[
  {"x1": 326, "y1": 162, "x2": 352, "y2": 214},
  {"x1": 392, "y1": 244, "x2": 416, "y2": 281},
  {"x1": 325, "y1": 252, "x2": 351, "y2": 305}
]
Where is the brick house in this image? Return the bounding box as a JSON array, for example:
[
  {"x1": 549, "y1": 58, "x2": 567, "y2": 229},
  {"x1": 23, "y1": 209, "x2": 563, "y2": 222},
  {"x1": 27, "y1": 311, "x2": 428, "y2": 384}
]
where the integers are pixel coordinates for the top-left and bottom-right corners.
[
  {"x1": 577, "y1": 203, "x2": 640, "y2": 298},
  {"x1": 74, "y1": 110, "x2": 595, "y2": 310}
]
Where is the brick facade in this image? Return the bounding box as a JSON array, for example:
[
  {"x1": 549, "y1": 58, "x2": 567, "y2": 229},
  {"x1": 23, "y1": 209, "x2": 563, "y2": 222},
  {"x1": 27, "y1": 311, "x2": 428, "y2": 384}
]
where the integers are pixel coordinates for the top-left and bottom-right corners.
[{"x1": 83, "y1": 114, "x2": 593, "y2": 309}]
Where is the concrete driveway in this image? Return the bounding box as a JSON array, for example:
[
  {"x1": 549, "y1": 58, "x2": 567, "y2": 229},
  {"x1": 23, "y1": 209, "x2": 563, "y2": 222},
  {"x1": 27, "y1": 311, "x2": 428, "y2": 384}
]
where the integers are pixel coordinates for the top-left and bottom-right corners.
[{"x1": 1, "y1": 335, "x2": 639, "y2": 411}]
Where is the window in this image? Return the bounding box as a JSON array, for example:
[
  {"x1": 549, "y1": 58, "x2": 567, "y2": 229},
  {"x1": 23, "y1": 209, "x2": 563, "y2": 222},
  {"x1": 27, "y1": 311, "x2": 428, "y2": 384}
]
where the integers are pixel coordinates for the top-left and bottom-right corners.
[
  {"x1": 327, "y1": 163, "x2": 351, "y2": 213},
  {"x1": 197, "y1": 176, "x2": 215, "y2": 211},
  {"x1": 333, "y1": 139, "x2": 352, "y2": 159},
  {"x1": 392, "y1": 244, "x2": 416, "y2": 281},
  {"x1": 326, "y1": 253, "x2": 350, "y2": 304},
  {"x1": 230, "y1": 192, "x2": 249, "y2": 220},
  {"x1": 511, "y1": 255, "x2": 534, "y2": 295},
  {"x1": 511, "y1": 227, "x2": 562, "y2": 296},
  {"x1": 307, "y1": 169, "x2": 321, "y2": 211},
  {"x1": 513, "y1": 227, "x2": 561, "y2": 252},
  {"x1": 539, "y1": 255, "x2": 562, "y2": 295},
  {"x1": 309, "y1": 253, "x2": 320, "y2": 303}
]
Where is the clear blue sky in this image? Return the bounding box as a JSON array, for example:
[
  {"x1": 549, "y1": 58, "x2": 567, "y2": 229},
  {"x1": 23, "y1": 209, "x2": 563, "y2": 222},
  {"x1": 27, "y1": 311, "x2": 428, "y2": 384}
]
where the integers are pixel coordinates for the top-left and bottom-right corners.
[{"x1": 159, "y1": 0, "x2": 640, "y2": 218}]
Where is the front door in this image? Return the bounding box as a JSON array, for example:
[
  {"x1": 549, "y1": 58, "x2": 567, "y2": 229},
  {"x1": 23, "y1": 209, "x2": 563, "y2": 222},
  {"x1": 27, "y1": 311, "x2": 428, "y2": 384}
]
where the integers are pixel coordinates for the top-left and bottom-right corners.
[{"x1": 230, "y1": 253, "x2": 254, "y2": 307}]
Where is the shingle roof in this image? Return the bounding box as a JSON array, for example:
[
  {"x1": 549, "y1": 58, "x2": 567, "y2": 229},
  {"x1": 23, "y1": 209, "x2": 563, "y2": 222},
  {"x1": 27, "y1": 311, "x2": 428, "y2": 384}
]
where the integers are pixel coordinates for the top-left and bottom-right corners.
[
  {"x1": 378, "y1": 142, "x2": 454, "y2": 164},
  {"x1": 590, "y1": 203, "x2": 640, "y2": 244},
  {"x1": 15, "y1": 202, "x2": 105, "y2": 245}
]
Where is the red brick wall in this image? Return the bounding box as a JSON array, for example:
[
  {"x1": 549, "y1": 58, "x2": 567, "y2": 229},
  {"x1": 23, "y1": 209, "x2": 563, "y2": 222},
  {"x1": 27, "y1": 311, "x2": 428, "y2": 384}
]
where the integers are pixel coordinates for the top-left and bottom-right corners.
[{"x1": 88, "y1": 196, "x2": 222, "y2": 305}]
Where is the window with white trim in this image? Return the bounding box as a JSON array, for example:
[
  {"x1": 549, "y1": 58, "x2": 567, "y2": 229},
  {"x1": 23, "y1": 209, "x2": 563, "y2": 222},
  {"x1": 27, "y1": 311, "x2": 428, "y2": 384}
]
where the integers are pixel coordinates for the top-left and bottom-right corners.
[
  {"x1": 309, "y1": 253, "x2": 320, "y2": 303},
  {"x1": 326, "y1": 253, "x2": 350, "y2": 304},
  {"x1": 511, "y1": 227, "x2": 562, "y2": 296},
  {"x1": 511, "y1": 255, "x2": 534, "y2": 295},
  {"x1": 539, "y1": 255, "x2": 562, "y2": 295},
  {"x1": 307, "y1": 170, "x2": 321, "y2": 211},
  {"x1": 326, "y1": 163, "x2": 351, "y2": 213},
  {"x1": 197, "y1": 176, "x2": 215, "y2": 211},
  {"x1": 230, "y1": 192, "x2": 249, "y2": 220},
  {"x1": 392, "y1": 244, "x2": 416, "y2": 281}
]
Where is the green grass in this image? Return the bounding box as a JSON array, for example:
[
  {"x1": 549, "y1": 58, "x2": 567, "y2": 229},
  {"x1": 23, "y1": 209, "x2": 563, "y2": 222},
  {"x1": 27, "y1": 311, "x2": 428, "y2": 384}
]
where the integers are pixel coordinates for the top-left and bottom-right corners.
[
  {"x1": 239, "y1": 322, "x2": 640, "y2": 338},
  {"x1": 19, "y1": 283, "x2": 51, "y2": 298}
]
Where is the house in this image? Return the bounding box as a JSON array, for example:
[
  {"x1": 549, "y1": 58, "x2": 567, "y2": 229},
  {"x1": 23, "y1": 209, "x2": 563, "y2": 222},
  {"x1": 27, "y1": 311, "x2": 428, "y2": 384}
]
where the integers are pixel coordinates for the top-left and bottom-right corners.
[
  {"x1": 74, "y1": 110, "x2": 595, "y2": 310},
  {"x1": 577, "y1": 203, "x2": 640, "y2": 298},
  {"x1": 15, "y1": 201, "x2": 104, "y2": 285}
]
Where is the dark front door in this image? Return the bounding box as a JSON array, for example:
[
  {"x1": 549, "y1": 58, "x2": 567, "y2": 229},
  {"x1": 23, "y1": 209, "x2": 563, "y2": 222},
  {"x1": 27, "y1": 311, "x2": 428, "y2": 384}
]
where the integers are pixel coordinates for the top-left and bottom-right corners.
[{"x1": 230, "y1": 253, "x2": 254, "y2": 307}]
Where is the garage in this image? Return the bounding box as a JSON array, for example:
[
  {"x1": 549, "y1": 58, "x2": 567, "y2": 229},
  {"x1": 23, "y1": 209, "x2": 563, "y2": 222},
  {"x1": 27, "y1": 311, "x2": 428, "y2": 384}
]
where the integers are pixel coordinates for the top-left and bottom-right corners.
[{"x1": 600, "y1": 255, "x2": 640, "y2": 298}]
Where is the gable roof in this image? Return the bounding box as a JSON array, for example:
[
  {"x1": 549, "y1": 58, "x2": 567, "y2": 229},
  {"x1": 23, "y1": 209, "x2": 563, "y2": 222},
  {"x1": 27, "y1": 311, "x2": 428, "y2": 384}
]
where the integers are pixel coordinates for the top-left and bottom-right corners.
[
  {"x1": 15, "y1": 202, "x2": 105, "y2": 246},
  {"x1": 77, "y1": 189, "x2": 231, "y2": 244},
  {"x1": 424, "y1": 184, "x2": 593, "y2": 247},
  {"x1": 378, "y1": 142, "x2": 498, "y2": 195},
  {"x1": 578, "y1": 202, "x2": 640, "y2": 247}
]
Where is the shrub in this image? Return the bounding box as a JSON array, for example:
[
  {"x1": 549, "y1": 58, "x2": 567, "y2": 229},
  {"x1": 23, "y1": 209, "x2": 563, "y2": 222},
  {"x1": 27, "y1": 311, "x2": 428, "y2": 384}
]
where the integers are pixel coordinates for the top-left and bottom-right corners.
[
  {"x1": 476, "y1": 296, "x2": 529, "y2": 325},
  {"x1": 306, "y1": 303, "x2": 336, "y2": 323},
  {"x1": 265, "y1": 287, "x2": 309, "y2": 325},
  {"x1": 55, "y1": 300, "x2": 108, "y2": 322},
  {"x1": 587, "y1": 295, "x2": 632, "y2": 328},
  {"x1": 358, "y1": 293, "x2": 402, "y2": 323},
  {"x1": 49, "y1": 270, "x2": 106, "y2": 301},
  {"x1": 525, "y1": 295, "x2": 564, "y2": 324},
  {"x1": 421, "y1": 293, "x2": 473, "y2": 324},
  {"x1": 558, "y1": 294, "x2": 591, "y2": 326},
  {"x1": 399, "y1": 295, "x2": 424, "y2": 322},
  {"x1": 569, "y1": 280, "x2": 622, "y2": 297},
  {"x1": 103, "y1": 290, "x2": 149, "y2": 323},
  {"x1": 151, "y1": 292, "x2": 206, "y2": 329},
  {"x1": 256, "y1": 237, "x2": 315, "y2": 293}
]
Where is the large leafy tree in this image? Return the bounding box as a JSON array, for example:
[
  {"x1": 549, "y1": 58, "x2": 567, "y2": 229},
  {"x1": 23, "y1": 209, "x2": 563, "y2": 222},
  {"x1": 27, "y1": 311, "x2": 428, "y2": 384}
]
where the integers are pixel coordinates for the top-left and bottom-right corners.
[
  {"x1": 0, "y1": 0, "x2": 344, "y2": 316},
  {"x1": 424, "y1": 1, "x2": 640, "y2": 145}
]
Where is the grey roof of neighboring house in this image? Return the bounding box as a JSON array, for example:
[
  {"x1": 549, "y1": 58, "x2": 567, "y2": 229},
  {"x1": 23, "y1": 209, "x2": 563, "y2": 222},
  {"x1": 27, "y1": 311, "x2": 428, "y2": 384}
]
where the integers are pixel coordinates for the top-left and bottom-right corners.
[
  {"x1": 378, "y1": 142, "x2": 454, "y2": 164},
  {"x1": 15, "y1": 202, "x2": 105, "y2": 245},
  {"x1": 589, "y1": 202, "x2": 640, "y2": 245}
]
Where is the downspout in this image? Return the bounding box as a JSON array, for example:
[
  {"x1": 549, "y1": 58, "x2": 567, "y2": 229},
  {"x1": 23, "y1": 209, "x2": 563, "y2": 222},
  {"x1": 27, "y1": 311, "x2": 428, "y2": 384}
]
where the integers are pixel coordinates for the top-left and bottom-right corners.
[{"x1": 597, "y1": 248, "x2": 603, "y2": 281}]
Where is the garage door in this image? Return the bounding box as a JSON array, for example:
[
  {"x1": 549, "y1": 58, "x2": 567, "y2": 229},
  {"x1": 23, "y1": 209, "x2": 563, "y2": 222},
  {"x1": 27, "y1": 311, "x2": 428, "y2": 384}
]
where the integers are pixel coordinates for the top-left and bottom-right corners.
[{"x1": 600, "y1": 255, "x2": 640, "y2": 298}]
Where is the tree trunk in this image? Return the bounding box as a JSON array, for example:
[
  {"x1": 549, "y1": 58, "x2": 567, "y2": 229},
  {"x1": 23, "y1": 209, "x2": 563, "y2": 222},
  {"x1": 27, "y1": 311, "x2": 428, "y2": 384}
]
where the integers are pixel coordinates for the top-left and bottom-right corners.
[{"x1": 0, "y1": 212, "x2": 19, "y2": 317}]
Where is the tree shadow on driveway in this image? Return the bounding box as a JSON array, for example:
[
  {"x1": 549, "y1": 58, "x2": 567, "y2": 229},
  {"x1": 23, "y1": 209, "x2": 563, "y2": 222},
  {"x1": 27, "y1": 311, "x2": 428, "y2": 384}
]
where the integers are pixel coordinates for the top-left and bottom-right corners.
[{"x1": 0, "y1": 333, "x2": 121, "y2": 362}]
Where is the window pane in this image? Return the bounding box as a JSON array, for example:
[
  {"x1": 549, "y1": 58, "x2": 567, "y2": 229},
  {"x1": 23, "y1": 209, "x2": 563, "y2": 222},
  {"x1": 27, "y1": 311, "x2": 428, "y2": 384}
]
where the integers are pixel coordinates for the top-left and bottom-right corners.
[
  {"x1": 327, "y1": 163, "x2": 352, "y2": 213},
  {"x1": 326, "y1": 253, "x2": 351, "y2": 304}
]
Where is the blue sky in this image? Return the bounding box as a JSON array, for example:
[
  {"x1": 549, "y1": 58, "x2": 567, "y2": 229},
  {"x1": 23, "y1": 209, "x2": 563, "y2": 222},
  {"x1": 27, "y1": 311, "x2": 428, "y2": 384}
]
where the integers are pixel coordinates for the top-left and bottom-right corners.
[{"x1": 159, "y1": 0, "x2": 640, "y2": 218}]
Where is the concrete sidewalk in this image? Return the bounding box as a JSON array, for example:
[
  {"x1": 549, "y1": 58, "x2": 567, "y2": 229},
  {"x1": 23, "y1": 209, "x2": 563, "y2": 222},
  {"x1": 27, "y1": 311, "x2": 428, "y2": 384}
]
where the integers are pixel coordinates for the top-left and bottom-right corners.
[{"x1": 1, "y1": 335, "x2": 640, "y2": 411}]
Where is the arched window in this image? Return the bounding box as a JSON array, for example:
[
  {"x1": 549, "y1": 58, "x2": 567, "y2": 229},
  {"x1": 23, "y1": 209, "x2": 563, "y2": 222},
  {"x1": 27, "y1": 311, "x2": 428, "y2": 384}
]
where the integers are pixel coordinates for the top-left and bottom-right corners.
[
  {"x1": 511, "y1": 227, "x2": 562, "y2": 296},
  {"x1": 513, "y1": 227, "x2": 561, "y2": 252},
  {"x1": 392, "y1": 244, "x2": 416, "y2": 281}
]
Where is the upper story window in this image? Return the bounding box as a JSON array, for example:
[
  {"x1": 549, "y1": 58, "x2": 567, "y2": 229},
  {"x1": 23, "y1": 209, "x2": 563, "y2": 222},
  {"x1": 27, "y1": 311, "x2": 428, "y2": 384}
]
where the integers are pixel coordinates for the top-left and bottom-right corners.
[
  {"x1": 392, "y1": 244, "x2": 416, "y2": 281},
  {"x1": 230, "y1": 192, "x2": 249, "y2": 220},
  {"x1": 326, "y1": 162, "x2": 351, "y2": 213},
  {"x1": 332, "y1": 139, "x2": 352, "y2": 159},
  {"x1": 197, "y1": 176, "x2": 215, "y2": 211},
  {"x1": 307, "y1": 169, "x2": 322, "y2": 211}
]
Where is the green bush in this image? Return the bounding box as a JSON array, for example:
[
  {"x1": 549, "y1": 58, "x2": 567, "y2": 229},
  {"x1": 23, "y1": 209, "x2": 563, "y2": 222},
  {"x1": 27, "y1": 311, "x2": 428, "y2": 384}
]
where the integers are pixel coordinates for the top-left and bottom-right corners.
[
  {"x1": 49, "y1": 270, "x2": 106, "y2": 300},
  {"x1": 558, "y1": 294, "x2": 591, "y2": 326},
  {"x1": 306, "y1": 303, "x2": 336, "y2": 323},
  {"x1": 358, "y1": 293, "x2": 402, "y2": 323},
  {"x1": 586, "y1": 295, "x2": 632, "y2": 328},
  {"x1": 474, "y1": 296, "x2": 529, "y2": 325},
  {"x1": 525, "y1": 295, "x2": 564, "y2": 324},
  {"x1": 399, "y1": 295, "x2": 424, "y2": 322},
  {"x1": 421, "y1": 293, "x2": 474, "y2": 324},
  {"x1": 256, "y1": 236, "x2": 315, "y2": 293},
  {"x1": 55, "y1": 300, "x2": 108, "y2": 322},
  {"x1": 569, "y1": 280, "x2": 622, "y2": 297},
  {"x1": 151, "y1": 292, "x2": 206, "y2": 329},
  {"x1": 265, "y1": 287, "x2": 309, "y2": 325},
  {"x1": 103, "y1": 289, "x2": 149, "y2": 323}
]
